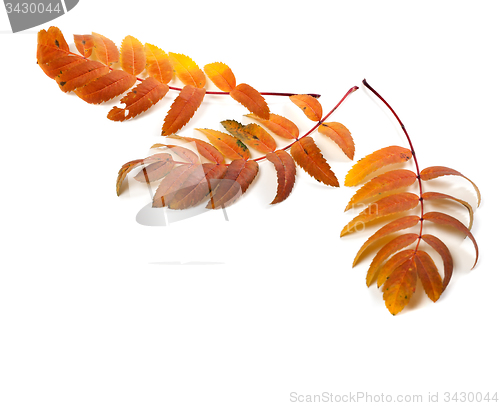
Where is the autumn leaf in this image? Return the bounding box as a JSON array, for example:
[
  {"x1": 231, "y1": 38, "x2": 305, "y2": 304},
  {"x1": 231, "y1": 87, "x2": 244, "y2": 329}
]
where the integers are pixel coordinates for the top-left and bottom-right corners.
[
  {"x1": 92, "y1": 32, "x2": 119, "y2": 66},
  {"x1": 107, "y1": 77, "x2": 169, "y2": 121},
  {"x1": 116, "y1": 158, "x2": 144, "y2": 195},
  {"x1": 290, "y1": 94, "x2": 323, "y2": 121},
  {"x1": 74, "y1": 70, "x2": 137, "y2": 104},
  {"x1": 161, "y1": 85, "x2": 206, "y2": 135},
  {"x1": 73, "y1": 34, "x2": 94, "y2": 58},
  {"x1": 266, "y1": 150, "x2": 296, "y2": 204},
  {"x1": 144, "y1": 43, "x2": 173, "y2": 84},
  {"x1": 246, "y1": 113, "x2": 299, "y2": 140},
  {"x1": 56, "y1": 60, "x2": 109, "y2": 93},
  {"x1": 414, "y1": 250, "x2": 443, "y2": 302},
  {"x1": 134, "y1": 153, "x2": 174, "y2": 183},
  {"x1": 152, "y1": 165, "x2": 198, "y2": 207},
  {"x1": 168, "y1": 52, "x2": 206, "y2": 88},
  {"x1": 37, "y1": 26, "x2": 69, "y2": 64},
  {"x1": 421, "y1": 234, "x2": 453, "y2": 289},
  {"x1": 383, "y1": 257, "x2": 417, "y2": 315},
  {"x1": 196, "y1": 129, "x2": 250, "y2": 160},
  {"x1": 344, "y1": 146, "x2": 413, "y2": 187},
  {"x1": 207, "y1": 159, "x2": 259, "y2": 209},
  {"x1": 221, "y1": 120, "x2": 276, "y2": 154},
  {"x1": 164, "y1": 136, "x2": 225, "y2": 164},
  {"x1": 204, "y1": 62, "x2": 236, "y2": 92},
  {"x1": 39, "y1": 55, "x2": 86, "y2": 79},
  {"x1": 318, "y1": 122, "x2": 355, "y2": 160},
  {"x1": 229, "y1": 83, "x2": 270, "y2": 119},
  {"x1": 290, "y1": 136, "x2": 339, "y2": 187},
  {"x1": 120, "y1": 35, "x2": 146, "y2": 76},
  {"x1": 422, "y1": 191, "x2": 474, "y2": 230}
]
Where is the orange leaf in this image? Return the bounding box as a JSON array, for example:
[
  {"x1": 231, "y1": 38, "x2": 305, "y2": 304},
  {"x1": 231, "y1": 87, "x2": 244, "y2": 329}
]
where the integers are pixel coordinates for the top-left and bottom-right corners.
[
  {"x1": 414, "y1": 250, "x2": 443, "y2": 302},
  {"x1": 196, "y1": 129, "x2": 250, "y2": 160},
  {"x1": 345, "y1": 169, "x2": 417, "y2": 211},
  {"x1": 352, "y1": 215, "x2": 421, "y2": 267},
  {"x1": 289, "y1": 94, "x2": 323, "y2": 121},
  {"x1": 204, "y1": 62, "x2": 236, "y2": 92},
  {"x1": 144, "y1": 43, "x2": 173, "y2": 84},
  {"x1": 421, "y1": 234, "x2": 453, "y2": 290},
  {"x1": 376, "y1": 249, "x2": 415, "y2": 288},
  {"x1": 340, "y1": 192, "x2": 420, "y2": 237},
  {"x1": 423, "y1": 211, "x2": 479, "y2": 268},
  {"x1": 92, "y1": 32, "x2": 119, "y2": 66},
  {"x1": 134, "y1": 154, "x2": 174, "y2": 183},
  {"x1": 37, "y1": 26, "x2": 69, "y2": 64},
  {"x1": 420, "y1": 166, "x2": 481, "y2": 206},
  {"x1": 290, "y1": 136, "x2": 339, "y2": 187},
  {"x1": 55, "y1": 60, "x2": 108, "y2": 93},
  {"x1": 120, "y1": 35, "x2": 146, "y2": 76},
  {"x1": 229, "y1": 83, "x2": 270, "y2": 119},
  {"x1": 73, "y1": 34, "x2": 94, "y2": 58},
  {"x1": 221, "y1": 120, "x2": 276, "y2": 154},
  {"x1": 161, "y1": 85, "x2": 206, "y2": 135},
  {"x1": 365, "y1": 233, "x2": 419, "y2": 286},
  {"x1": 168, "y1": 164, "x2": 228, "y2": 210},
  {"x1": 39, "y1": 55, "x2": 86, "y2": 79},
  {"x1": 107, "y1": 77, "x2": 169, "y2": 121},
  {"x1": 344, "y1": 146, "x2": 413, "y2": 187},
  {"x1": 161, "y1": 145, "x2": 200, "y2": 164},
  {"x1": 318, "y1": 122, "x2": 355, "y2": 160},
  {"x1": 246, "y1": 113, "x2": 299, "y2": 140},
  {"x1": 165, "y1": 136, "x2": 225, "y2": 164},
  {"x1": 168, "y1": 52, "x2": 206, "y2": 88},
  {"x1": 383, "y1": 257, "x2": 417, "y2": 315},
  {"x1": 266, "y1": 150, "x2": 296, "y2": 204},
  {"x1": 207, "y1": 159, "x2": 259, "y2": 209},
  {"x1": 116, "y1": 159, "x2": 144, "y2": 195},
  {"x1": 74, "y1": 70, "x2": 137, "y2": 104},
  {"x1": 152, "y1": 164, "x2": 198, "y2": 207},
  {"x1": 422, "y1": 191, "x2": 474, "y2": 230}
]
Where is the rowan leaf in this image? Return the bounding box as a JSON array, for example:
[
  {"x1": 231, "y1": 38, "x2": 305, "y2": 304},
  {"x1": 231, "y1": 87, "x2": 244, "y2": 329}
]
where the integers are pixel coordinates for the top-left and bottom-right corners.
[
  {"x1": 168, "y1": 52, "x2": 206, "y2": 88},
  {"x1": 318, "y1": 122, "x2": 355, "y2": 160},
  {"x1": 74, "y1": 70, "x2": 137, "y2": 104},
  {"x1": 221, "y1": 120, "x2": 276, "y2": 154},
  {"x1": 134, "y1": 154, "x2": 174, "y2": 183},
  {"x1": 266, "y1": 150, "x2": 296, "y2": 204},
  {"x1": 420, "y1": 166, "x2": 481, "y2": 206},
  {"x1": 422, "y1": 191, "x2": 474, "y2": 230},
  {"x1": 116, "y1": 159, "x2": 144, "y2": 196},
  {"x1": 196, "y1": 129, "x2": 250, "y2": 160},
  {"x1": 159, "y1": 145, "x2": 200, "y2": 164},
  {"x1": 421, "y1": 234, "x2": 453, "y2": 290},
  {"x1": 383, "y1": 257, "x2": 418, "y2": 315},
  {"x1": 340, "y1": 193, "x2": 420, "y2": 237},
  {"x1": 165, "y1": 136, "x2": 224, "y2": 164},
  {"x1": 37, "y1": 26, "x2": 69, "y2": 65},
  {"x1": 344, "y1": 146, "x2": 413, "y2": 187},
  {"x1": 246, "y1": 113, "x2": 299, "y2": 140},
  {"x1": 55, "y1": 60, "x2": 109, "y2": 93},
  {"x1": 39, "y1": 55, "x2": 86, "y2": 79},
  {"x1": 152, "y1": 164, "x2": 198, "y2": 207},
  {"x1": 144, "y1": 43, "x2": 173, "y2": 84},
  {"x1": 423, "y1": 211, "x2": 479, "y2": 268},
  {"x1": 353, "y1": 215, "x2": 421, "y2": 267},
  {"x1": 92, "y1": 32, "x2": 119, "y2": 66},
  {"x1": 290, "y1": 136, "x2": 339, "y2": 187},
  {"x1": 229, "y1": 83, "x2": 270, "y2": 119},
  {"x1": 414, "y1": 250, "x2": 443, "y2": 302},
  {"x1": 107, "y1": 77, "x2": 169, "y2": 121},
  {"x1": 207, "y1": 159, "x2": 259, "y2": 209},
  {"x1": 120, "y1": 35, "x2": 146, "y2": 76},
  {"x1": 73, "y1": 34, "x2": 94, "y2": 58},
  {"x1": 290, "y1": 94, "x2": 323, "y2": 121},
  {"x1": 161, "y1": 85, "x2": 205, "y2": 135},
  {"x1": 204, "y1": 62, "x2": 236, "y2": 92},
  {"x1": 376, "y1": 249, "x2": 415, "y2": 288},
  {"x1": 345, "y1": 169, "x2": 418, "y2": 211},
  {"x1": 365, "y1": 233, "x2": 419, "y2": 286}
]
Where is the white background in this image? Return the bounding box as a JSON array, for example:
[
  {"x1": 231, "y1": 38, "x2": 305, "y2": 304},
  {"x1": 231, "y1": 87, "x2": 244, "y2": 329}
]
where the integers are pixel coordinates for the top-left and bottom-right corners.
[{"x1": 0, "y1": 1, "x2": 498, "y2": 405}]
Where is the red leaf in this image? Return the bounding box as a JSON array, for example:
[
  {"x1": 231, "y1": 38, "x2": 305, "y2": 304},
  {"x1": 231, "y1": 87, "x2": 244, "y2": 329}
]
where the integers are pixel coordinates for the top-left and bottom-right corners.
[
  {"x1": 421, "y1": 234, "x2": 453, "y2": 290},
  {"x1": 37, "y1": 26, "x2": 69, "y2": 65},
  {"x1": 55, "y1": 60, "x2": 108, "y2": 93},
  {"x1": 414, "y1": 250, "x2": 443, "y2": 302},
  {"x1": 422, "y1": 191, "x2": 474, "y2": 230},
  {"x1": 266, "y1": 150, "x2": 296, "y2": 204},
  {"x1": 74, "y1": 70, "x2": 137, "y2": 104}
]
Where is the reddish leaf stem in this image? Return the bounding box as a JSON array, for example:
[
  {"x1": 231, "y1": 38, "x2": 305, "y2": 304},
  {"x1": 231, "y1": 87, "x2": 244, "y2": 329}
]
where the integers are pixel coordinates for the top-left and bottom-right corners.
[
  {"x1": 67, "y1": 51, "x2": 320, "y2": 97},
  {"x1": 362, "y1": 79, "x2": 425, "y2": 251},
  {"x1": 252, "y1": 85, "x2": 359, "y2": 163}
]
